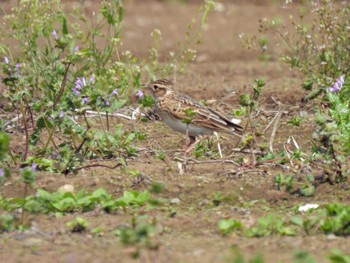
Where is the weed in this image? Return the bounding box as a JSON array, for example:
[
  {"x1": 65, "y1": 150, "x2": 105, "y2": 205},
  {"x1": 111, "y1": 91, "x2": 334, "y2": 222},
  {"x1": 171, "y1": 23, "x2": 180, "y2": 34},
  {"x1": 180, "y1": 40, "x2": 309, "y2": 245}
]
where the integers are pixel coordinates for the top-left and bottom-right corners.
[
  {"x1": 0, "y1": 132, "x2": 11, "y2": 186},
  {"x1": 288, "y1": 115, "x2": 304, "y2": 126},
  {"x1": 0, "y1": 0, "x2": 214, "y2": 175},
  {"x1": 114, "y1": 215, "x2": 159, "y2": 258},
  {"x1": 66, "y1": 217, "x2": 89, "y2": 233},
  {"x1": 241, "y1": 1, "x2": 350, "y2": 99},
  {"x1": 312, "y1": 76, "x2": 350, "y2": 181},
  {"x1": 293, "y1": 250, "x2": 317, "y2": 263},
  {"x1": 244, "y1": 214, "x2": 296, "y2": 237},
  {"x1": 218, "y1": 219, "x2": 243, "y2": 236},
  {"x1": 274, "y1": 172, "x2": 294, "y2": 192},
  {"x1": 328, "y1": 249, "x2": 350, "y2": 263},
  {"x1": 149, "y1": 182, "x2": 165, "y2": 194},
  {"x1": 227, "y1": 247, "x2": 264, "y2": 263},
  {"x1": 320, "y1": 203, "x2": 350, "y2": 236},
  {"x1": 0, "y1": 213, "x2": 20, "y2": 233},
  {"x1": 0, "y1": 188, "x2": 158, "y2": 215}
]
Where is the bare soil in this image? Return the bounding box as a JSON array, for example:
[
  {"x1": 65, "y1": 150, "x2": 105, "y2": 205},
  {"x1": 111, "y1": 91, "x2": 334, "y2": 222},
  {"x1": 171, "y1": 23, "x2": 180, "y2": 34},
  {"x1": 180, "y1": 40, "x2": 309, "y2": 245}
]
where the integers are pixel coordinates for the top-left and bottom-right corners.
[{"x1": 1, "y1": 1, "x2": 349, "y2": 263}]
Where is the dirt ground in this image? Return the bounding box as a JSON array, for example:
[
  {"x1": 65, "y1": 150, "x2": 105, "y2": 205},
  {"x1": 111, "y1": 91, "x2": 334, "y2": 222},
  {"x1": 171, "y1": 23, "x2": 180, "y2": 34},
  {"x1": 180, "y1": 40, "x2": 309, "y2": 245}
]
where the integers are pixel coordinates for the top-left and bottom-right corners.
[{"x1": 1, "y1": 1, "x2": 349, "y2": 263}]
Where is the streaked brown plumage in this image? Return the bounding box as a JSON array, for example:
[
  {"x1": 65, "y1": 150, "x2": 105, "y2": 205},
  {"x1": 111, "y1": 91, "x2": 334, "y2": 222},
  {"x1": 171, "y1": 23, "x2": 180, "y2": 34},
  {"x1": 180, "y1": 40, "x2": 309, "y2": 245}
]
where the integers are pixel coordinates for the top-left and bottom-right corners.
[{"x1": 146, "y1": 79, "x2": 243, "y2": 141}]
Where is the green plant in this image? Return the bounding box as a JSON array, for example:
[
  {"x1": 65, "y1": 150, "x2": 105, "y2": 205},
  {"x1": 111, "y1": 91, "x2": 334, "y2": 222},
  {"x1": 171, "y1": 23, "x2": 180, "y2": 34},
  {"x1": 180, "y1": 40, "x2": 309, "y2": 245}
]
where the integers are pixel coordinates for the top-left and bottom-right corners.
[
  {"x1": 0, "y1": 188, "x2": 158, "y2": 215},
  {"x1": 320, "y1": 203, "x2": 350, "y2": 236},
  {"x1": 66, "y1": 216, "x2": 89, "y2": 233},
  {"x1": 242, "y1": 1, "x2": 350, "y2": 186},
  {"x1": 244, "y1": 214, "x2": 296, "y2": 237},
  {"x1": 293, "y1": 250, "x2": 317, "y2": 263},
  {"x1": 0, "y1": 0, "x2": 141, "y2": 174},
  {"x1": 274, "y1": 172, "x2": 294, "y2": 192},
  {"x1": 19, "y1": 163, "x2": 38, "y2": 225},
  {"x1": 116, "y1": 216, "x2": 156, "y2": 246},
  {"x1": 0, "y1": 132, "x2": 11, "y2": 186},
  {"x1": 290, "y1": 214, "x2": 322, "y2": 236},
  {"x1": 312, "y1": 76, "x2": 350, "y2": 182},
  {"x1": 328, "y1": 249, "x2": 350, "y2": 263},
  {"x1": 242, "y1": 0, "x2": 350, "y2": 100},
  {"x1": 233, "y1": 78, "x2": 265, "y2": 164},
  {"x1": 0, "y1": 213, "x2": 21, "y2": 232},
  {"x1": 227, "y1": 247, "x2": 265, "y2": 263},
  {"x1": 218, "y1": 218, "x2": 243, "y2": 236},
  {"x1": 288, "y1": 115, "x2": 304, "y2": 126},
  {"x1": 0, "y1": 0, "x2": 214, "y2": 175},
  {"x1": 299, "y1": 174, "x2": 316, "y2": 197},
  {"x1": 114, "y1": 215, "x2": 159, "y2": 258},
  {"x1": 194, "y1": 139, "x2": 217, "y2": 159}
]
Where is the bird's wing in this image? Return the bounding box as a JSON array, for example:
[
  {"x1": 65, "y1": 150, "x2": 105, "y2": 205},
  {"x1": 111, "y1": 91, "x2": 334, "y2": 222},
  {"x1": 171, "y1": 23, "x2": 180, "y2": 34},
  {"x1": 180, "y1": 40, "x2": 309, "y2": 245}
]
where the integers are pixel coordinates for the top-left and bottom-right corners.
[{"x1": 158, "y1": 93, "x2": 243, "y2": 134}]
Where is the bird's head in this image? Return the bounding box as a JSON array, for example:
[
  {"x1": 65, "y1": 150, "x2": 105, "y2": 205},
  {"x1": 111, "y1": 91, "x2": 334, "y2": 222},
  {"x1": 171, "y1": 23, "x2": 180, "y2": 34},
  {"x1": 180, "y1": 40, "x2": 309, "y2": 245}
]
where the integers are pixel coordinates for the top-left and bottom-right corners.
[{"x1": 145, "y1": 79, "x2": 174, "y2": 99}]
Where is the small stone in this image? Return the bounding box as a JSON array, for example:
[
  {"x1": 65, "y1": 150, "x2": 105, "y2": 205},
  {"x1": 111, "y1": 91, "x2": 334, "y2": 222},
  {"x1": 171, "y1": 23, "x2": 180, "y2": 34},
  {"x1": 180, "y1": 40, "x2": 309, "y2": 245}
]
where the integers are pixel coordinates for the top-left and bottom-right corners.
[
  {"x1": 170, "y1": 198, "x2": 181, "y2": 205},
  {"x1": 326, "y1": 233, "x2": 337, "y2": 240},
  {"x1": 90, "y1": 177, "x2": 100, "y2": 186},
  {"x1": 58, "y1": 184, "x2": 75, "y2": 193},
  {"x1": 300, "y1": 111, "x2": 308, "y2": 117},
  {"x1": 198, "y1": 199, "x2": 209, "y2": 207}
]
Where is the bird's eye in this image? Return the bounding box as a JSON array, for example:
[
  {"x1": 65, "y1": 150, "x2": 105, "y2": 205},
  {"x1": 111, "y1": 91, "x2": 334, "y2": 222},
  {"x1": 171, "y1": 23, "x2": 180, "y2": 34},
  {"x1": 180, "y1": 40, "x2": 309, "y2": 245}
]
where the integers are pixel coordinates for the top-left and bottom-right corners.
[{"x1": 153, "y1": 85, "x2": 159, "y2": 90}]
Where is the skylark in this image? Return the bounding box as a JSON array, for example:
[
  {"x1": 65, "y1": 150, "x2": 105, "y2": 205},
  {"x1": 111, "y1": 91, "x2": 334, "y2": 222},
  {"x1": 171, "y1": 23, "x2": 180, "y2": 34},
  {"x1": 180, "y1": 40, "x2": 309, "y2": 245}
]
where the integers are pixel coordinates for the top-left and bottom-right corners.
[{"x1": 146, "y1": 79, "x2": 243, "y2": 143}]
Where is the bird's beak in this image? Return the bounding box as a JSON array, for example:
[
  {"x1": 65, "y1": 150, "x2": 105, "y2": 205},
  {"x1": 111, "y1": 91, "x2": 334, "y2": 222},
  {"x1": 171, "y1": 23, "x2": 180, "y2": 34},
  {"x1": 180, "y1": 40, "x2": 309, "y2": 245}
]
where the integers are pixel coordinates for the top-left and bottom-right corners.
[{"x1": 140, "y1": 83, "x2": 148, "y2": 89}]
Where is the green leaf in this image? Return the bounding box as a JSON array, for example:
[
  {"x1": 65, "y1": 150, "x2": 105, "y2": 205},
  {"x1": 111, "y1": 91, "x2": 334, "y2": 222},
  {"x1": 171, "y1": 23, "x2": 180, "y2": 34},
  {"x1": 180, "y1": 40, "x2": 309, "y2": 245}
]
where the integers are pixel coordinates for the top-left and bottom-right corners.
[
  {"x1": 62, "y1": 16, "x2": 69, "y2": 35},
  {"x1": 290, "y1": 216, "x2": 303, "y2": 227},
  {"x1": 101, "y1": 6, "x2": 116, "y2": 25},
  {"x1": 218, "y1": 218, "x2": 242, "y2": 235}
]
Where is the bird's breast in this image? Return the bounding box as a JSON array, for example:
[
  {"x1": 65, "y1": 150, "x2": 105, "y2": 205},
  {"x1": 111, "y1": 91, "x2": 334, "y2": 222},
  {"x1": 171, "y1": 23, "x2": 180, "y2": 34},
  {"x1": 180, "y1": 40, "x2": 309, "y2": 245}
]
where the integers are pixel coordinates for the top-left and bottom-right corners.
[{"x1": 159, "y1": 111, "x2": 212, "y2": 137}]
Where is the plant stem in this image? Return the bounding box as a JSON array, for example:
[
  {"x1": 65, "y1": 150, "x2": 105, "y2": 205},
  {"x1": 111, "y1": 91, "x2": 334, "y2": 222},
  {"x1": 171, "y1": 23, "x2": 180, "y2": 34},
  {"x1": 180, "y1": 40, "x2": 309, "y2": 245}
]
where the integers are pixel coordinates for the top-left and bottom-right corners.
[
  {"x1": 21, "y1": 183, "x2": 28, "y2": 225},
  {"x1": 42, "y1": 122, "x2": 57, "y2": 154},
  {"x1": 53, "y1": 62, "x2": 71, "y2": 110},
  {"x1": 83, "y1": 112, "x2": 91, "y2": 129},
  {"x1": 106, "y1": 111, "x2": 110, "y2": 131},
  {"x1": 20, "y1": 100, "x2": 29, "y2": 162}
]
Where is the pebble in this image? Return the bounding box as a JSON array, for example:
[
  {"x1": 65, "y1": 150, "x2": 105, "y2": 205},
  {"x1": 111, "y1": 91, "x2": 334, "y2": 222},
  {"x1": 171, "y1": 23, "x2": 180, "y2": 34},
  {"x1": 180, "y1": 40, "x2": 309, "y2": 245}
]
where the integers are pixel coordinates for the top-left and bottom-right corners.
[
  {"x1": 58, "y1": 184, "x2": 75, "y2": 193},
  {"x1": 170, "y1": 198, "x2": 181, "y2": 205}
]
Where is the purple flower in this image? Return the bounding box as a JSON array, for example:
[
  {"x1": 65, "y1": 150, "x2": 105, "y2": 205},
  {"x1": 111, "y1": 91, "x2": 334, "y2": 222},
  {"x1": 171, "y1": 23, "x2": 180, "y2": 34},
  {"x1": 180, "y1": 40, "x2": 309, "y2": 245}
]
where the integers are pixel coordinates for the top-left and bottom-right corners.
[
  {"x1": 88, "y1": 76, "x2": 95, "y2": 85},
  {"x1": 82, "y1": 97, "x2": 89, "y2": 104},
  {"x1": 3, "y1": 56, "x2": 9, "y2": 64},
  {"x1": 72, "y1": 87, "x2": 81, "y2": 95},
  {"x1": 105, "y1": 88, "x2": 119, "y2": 106},
  {"x1": 32, "y1": 162, "x2": 37, "y2": 172},
  {"x1": 111, "y1": 88, "x2": 118, "y2": 96},
  {"x1": 82, "y1": 76, "x2": 86, "y2": 86},
  {"x1": 75, "y1": 77, "x2": 87, "y2": 90},
  {"x1": 59, "y1": 111, "x2": 65, "y2": 118},
  {"x1": 74, "y1": 45, "x2": 79, "y2": 54},
  {"x1": 328, "y1": 75, "x2": 345, "y2": 92},
  {"x1": 52, "y1": 29, "x2": 58, "y2": 40},
  {"x1": 136, "y1": 90, "x2": 144, "y2": 98},
  {"x1": 0, "y1": 168, "x2": 4, "y2": 177},
  {"x1": 75, "y1": 79, "x2": 83, "y2": 90},
  {"x1": 15, "y1": 63, "x2": 20, "y2": 71}
]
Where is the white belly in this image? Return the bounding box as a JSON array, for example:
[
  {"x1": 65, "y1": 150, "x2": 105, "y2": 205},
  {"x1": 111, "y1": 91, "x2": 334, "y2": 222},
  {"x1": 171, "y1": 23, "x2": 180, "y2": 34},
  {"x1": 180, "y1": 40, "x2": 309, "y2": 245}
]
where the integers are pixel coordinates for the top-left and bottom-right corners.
[{"x1": 159, "y1": 111, "x2": 212, "y2": 137}]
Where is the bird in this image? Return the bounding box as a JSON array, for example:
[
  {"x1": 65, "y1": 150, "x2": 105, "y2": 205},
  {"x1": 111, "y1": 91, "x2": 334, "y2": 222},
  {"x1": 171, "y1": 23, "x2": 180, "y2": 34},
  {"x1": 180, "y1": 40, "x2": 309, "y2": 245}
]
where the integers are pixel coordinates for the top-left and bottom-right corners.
[{"x1": 145, "y1": 79, "x2": 243, "y2": 144}]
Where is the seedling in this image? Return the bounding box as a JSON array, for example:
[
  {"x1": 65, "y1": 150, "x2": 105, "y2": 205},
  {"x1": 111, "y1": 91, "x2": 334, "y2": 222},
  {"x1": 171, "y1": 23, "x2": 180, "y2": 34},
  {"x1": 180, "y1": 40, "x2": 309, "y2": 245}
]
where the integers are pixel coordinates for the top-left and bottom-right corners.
[{"x1": 66, "y1": 217, "x2": 89, "y2": 233}]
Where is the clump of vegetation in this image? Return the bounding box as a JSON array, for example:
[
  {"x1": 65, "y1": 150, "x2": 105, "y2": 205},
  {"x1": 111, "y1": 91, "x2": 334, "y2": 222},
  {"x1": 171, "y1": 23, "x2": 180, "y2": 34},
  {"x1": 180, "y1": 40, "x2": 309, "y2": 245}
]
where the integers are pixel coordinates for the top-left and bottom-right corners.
[
  {"x1": 219, "y1": 203, "x2": 350, "y2": 238},
  {"x1": 241, "y1": 0, "x2": 350, "y2": 185},
  {"x1": 0, "y1": 187, "x2": 160, "y2": 231},
  {"x1": 114, "y1": 215, "x2": 159, "y2": 258},
  {"x1": 0, "y1": 0, "x2": 214, "y2": 176},
  {"x1": 66, "y1": 216, "x2": 89, "y2": 233},
  {"x1": 241, "y1": 0, "x2": 350, "y2": 100},
  {"x1": 0, "y1": 132, "x2": 11, "y2": 186}
]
